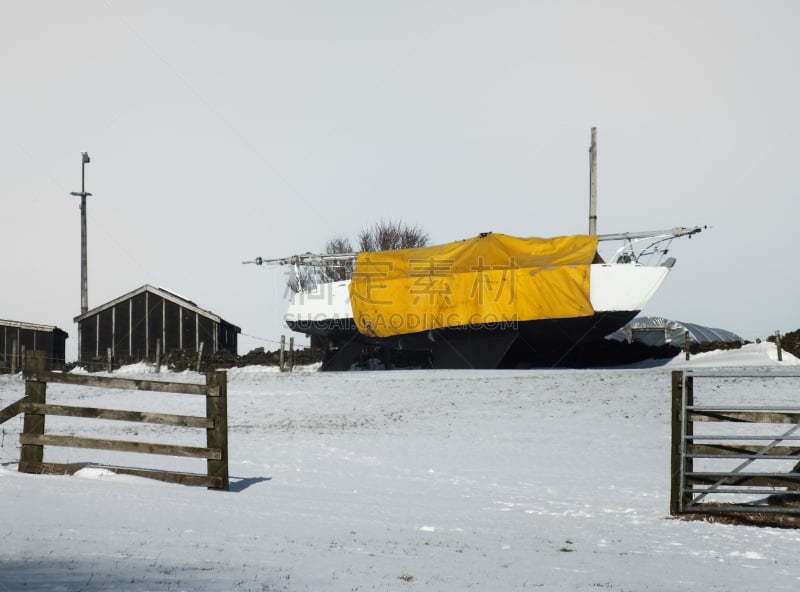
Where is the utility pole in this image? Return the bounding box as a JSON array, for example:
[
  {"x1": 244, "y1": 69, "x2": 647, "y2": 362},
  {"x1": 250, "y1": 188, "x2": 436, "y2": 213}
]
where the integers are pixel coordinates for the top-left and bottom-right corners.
[
  {"x1": 588, "y1": 127, "x2": 597, "y2": 235},
  {"x1": 70, "y1": 152, "x2": 92, "y2": 315}
]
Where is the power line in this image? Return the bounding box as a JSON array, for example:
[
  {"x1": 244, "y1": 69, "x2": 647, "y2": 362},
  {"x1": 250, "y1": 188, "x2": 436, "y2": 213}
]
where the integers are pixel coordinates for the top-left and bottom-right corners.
[{"x1": 240, "y1": 332, "x2": 294, "y2": 346}]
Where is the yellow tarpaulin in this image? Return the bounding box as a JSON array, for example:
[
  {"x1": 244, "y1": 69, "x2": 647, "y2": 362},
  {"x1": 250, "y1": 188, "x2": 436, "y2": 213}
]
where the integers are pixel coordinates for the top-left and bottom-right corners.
[{"x1": 348, "y1": 233, "x2": 598, "y2": 338}]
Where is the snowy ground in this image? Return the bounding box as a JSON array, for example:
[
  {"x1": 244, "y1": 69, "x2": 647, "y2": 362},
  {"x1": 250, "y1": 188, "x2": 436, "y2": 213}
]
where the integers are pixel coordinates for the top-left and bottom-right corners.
[{"x1": 2, "y1": 343, "x2": 800, "y2": 591}]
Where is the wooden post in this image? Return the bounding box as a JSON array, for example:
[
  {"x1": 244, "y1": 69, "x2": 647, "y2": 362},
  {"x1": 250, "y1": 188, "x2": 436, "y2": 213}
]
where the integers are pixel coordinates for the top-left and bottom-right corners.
[
  {"x1": 670, "y1": 370, "x2": 694, "y2": 515},
  {"x1": 205, "y1": 370, "x2": 229, "y2": 490},
  {"x1": 776, "y1": 331, "x2": 783, "y2": 362},
  {"x1": 19, "y1": 351, "x2": 47, "y2": 474},
  {"x1": 20, "y1": 345, "x2": 26, "y2": 373},
  {"x1": 289, "y1": 337, "x2": 294, "y2": 372},
  {"x1": 10, "y1": 339, "x2": 17, "y2": 374},
  {"x1": 684, "y1": 331, "x2": 691, "y2": 360},
  {"x1": 197, "y1": 341, "x2": 205, "y2": 372},
  {"x1": 279, "y1": 335, "x2": 286, "y2": 372},
  {"x1": 670, "y1": 370, "x2": 682, "y2": 515},
  {"x1": 107, "y1": 347, "x2": 113, "y2": 373},
  {"x1": 155, "y1": 338, "x2": 162, "y2": 374}
]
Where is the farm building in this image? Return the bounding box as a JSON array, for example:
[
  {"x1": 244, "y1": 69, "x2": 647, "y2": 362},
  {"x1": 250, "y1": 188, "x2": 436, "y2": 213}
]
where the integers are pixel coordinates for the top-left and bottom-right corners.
[
  {"x1": 73, "y1": 285, "x2": 240, "y2": 366},
  {"x1": 0, "y1": 319, "x2": 68, "y2": 372}
]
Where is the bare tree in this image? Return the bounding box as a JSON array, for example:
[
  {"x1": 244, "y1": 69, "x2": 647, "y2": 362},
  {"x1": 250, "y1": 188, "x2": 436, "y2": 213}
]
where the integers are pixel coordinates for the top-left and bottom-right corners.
[
  {"x1": 358, "y1": 219, "x2": 429, "y2": 252},
  {"x1": 322, "y1": 236, "x2": 355, "y2": 281},
  {"x1": 324, "y1": 236, "x2": 354, "y2": 255},
  {"x1": 321, "y1": 221, "x2": 429, "y2": 281}
]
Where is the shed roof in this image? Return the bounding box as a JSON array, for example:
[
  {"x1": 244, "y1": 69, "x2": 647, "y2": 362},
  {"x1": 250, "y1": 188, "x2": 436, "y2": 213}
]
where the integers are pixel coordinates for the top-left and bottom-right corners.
[
  {"x1": 0, "y1": 319, "x2": 69, "y2": 337},
  {"x1": 72, "y1": 285, "x2": 241, "y2": 331}
]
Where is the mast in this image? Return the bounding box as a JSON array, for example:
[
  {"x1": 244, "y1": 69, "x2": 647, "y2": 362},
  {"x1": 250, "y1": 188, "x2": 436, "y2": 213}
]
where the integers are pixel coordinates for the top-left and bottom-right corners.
[{"x1": 588, "y1": 127, "x2": 597, "y2": 235}]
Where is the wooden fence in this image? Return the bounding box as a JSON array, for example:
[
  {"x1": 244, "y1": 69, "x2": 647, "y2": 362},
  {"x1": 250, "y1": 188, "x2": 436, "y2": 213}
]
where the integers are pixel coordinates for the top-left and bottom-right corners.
[
  {"x1": 12, "y1": 351, "x2": 228, "y2": 490},
  {"x1": 671, "y1": 369, "x2": 800, "y2": 517}
]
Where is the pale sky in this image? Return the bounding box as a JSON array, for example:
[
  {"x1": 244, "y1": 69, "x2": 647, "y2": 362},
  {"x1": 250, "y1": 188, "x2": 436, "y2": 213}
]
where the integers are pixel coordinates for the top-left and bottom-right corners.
[{"x1": 3, "y1": 1, "x2": 799, "y2": 361}]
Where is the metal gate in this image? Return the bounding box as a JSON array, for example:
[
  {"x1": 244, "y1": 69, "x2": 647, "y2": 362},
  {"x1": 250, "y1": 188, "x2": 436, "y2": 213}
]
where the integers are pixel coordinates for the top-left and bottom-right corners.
[{"x1": 671, "y1": 369, "x2": 800, "y2": 516}]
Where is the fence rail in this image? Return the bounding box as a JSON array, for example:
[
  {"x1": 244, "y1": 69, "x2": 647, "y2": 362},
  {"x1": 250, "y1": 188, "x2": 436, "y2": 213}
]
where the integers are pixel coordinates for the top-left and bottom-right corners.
[
  {"x1": 16, "y1": 350, "x2": 228, "y2": 490},
  {"x1": 671, "y1": 369, "x2": 800, "y2": 517}
]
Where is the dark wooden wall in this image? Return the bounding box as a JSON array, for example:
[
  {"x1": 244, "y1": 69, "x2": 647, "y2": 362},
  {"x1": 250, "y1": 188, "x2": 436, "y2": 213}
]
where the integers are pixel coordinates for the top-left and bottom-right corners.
[
  {"x1": 0, "y1": 324, "x2": 67, "y2": 371},
  {"x1": 77, "y1": 291, "x2": 238, "y2": 365}
]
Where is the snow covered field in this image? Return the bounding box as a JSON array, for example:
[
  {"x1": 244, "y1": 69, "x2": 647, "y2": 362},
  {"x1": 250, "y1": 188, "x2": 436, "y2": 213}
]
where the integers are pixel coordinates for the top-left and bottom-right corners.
[{"x1": 2, "y1": 344, "x2": 800, "y2": 591}]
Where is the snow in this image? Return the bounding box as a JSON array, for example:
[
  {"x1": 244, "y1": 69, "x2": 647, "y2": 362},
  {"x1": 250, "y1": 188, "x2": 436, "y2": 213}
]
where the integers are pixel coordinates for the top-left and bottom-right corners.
[
  {"x1": 2, "y1": 344, "x2": 800, "y2": 591},
  {"x1": 665, "y1": 340, "x2": 800, "y2": 369}
]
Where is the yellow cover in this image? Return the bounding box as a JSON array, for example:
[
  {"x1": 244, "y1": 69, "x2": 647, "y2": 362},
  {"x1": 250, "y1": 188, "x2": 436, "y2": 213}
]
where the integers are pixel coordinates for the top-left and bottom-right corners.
[{"x1": 349, "y1": 233, "x2": 598, "y2": 338}]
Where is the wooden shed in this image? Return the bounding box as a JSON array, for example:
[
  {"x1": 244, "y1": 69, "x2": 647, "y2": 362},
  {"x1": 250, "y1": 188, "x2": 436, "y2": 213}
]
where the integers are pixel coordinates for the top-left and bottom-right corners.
[
  {"x1": 1, "y1": 319, "x2": 68, "y2": 372},
  {"x1": 73, "y1": 285, "x2": 240, "y2": 366}
]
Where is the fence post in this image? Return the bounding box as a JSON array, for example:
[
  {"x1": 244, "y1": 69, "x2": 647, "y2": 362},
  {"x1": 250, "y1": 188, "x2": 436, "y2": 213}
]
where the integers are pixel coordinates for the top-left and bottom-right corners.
[
  {"x1": 279, "y1": 335, "x2": 286, "y2": 372},
  {"x1": 19, "y1": 350, "x2": 47, "y2": 474},
  {"x1": 10, "y1": 339, "x2": 18, "y2": 373},
  {"x1": 684, "y1": 331, "x2": 691, "y2": 360},
  {"x1": 107, "y1": 347, "x2": 113, "y2": 373},
  {"x1": 670, "y1": 371, "x2": 696, "y2": 515},
  {"x1": 205, "y1": 370, "x2": 229, "y2": 490},
  {"x1": 289, "y1": 337, "x2": 295, "y2": 372},
  {"x1": 670, "y1": 370, "x2": 683, "y2": 515},
  {"x1": 197, "y1": 341, "x2": 205, "y2": 372},
  {"x1": 776, "y1": 331, "x2": 783, "y2": 362},
  {"x1": 155, "y1": 338, "x2": 162, "y2": 373}
]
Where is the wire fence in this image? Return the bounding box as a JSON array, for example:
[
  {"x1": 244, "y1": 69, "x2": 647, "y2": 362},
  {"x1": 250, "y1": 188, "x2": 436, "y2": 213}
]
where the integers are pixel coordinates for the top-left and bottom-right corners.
[{"x1": 1, "y1": 332, "x2": 318, "y2": 378}]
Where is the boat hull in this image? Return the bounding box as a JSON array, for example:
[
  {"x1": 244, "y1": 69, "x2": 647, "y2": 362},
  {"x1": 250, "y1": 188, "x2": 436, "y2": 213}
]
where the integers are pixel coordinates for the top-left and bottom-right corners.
[
  {"x1": 288, "y1": 309, "x2": 640, "y2": 370},
  {"x1": 284, "y1": 262, "x2": 670, "y2": 369}
]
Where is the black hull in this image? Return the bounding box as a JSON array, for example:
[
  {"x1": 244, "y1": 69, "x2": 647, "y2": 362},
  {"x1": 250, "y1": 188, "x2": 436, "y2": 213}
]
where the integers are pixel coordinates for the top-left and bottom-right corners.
[{"x1": 288, "y1": 311, "x2": 640, "y2": 370}]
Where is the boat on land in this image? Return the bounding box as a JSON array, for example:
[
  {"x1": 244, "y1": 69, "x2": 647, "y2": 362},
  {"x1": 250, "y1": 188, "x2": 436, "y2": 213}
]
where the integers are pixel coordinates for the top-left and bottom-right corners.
[{"x1": 245, "y1": 226, "x2": 703, "y2": 370}]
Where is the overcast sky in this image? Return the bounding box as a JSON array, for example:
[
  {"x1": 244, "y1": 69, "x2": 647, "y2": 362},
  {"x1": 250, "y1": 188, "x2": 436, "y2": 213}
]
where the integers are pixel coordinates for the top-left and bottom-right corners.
[{"x1": 3, "y1": 1, "x2": 799, "y2": 361}]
